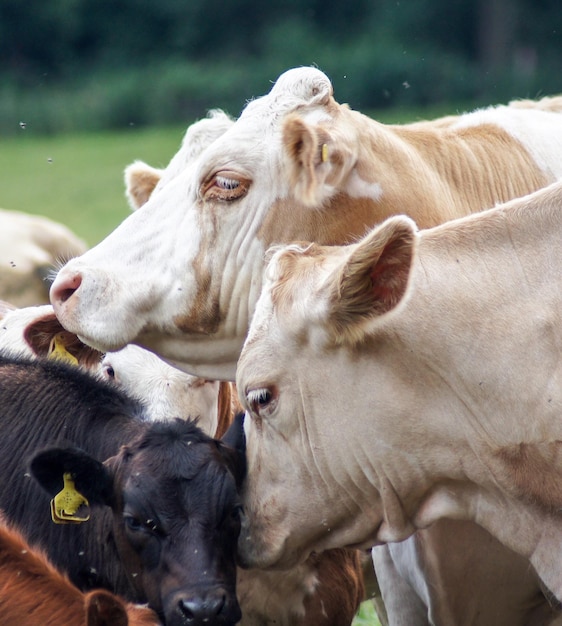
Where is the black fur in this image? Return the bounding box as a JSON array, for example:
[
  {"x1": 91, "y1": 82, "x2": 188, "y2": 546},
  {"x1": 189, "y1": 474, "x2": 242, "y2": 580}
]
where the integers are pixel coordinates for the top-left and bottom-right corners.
[{"x1": 0, "y1": 352, "x2": 243, "y2": 626}]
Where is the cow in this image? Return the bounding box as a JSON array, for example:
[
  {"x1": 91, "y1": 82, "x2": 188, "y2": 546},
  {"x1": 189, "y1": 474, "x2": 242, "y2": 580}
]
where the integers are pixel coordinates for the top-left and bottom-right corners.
[
  {"x1": 0, "y1": 208, "x2": 86, "y2": 307},
  {"x1": 0, "y1": 353, "x2": 243, "y2": 626},
  {"x1": 50, "y1": 66, "x2": 562, "y2": 380},
  {"x1": 0, "y1": 302, "x2": 365, "y2": 626},
  {"x1": 231, "y1": 180, "x2": 562, "y2": 604},
  {"x1": 49, "y1": 67, "x2": 562, "y2": 625},
  {"x1": 0, "y1": 519, "x2": 160, "y2": 626}
]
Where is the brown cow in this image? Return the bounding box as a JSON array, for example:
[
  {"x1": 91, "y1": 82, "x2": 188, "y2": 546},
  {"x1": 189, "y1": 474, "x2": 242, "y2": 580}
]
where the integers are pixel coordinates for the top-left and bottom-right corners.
[{"x1": 0, "y1": 519, "x2": 159, "y2": 626}]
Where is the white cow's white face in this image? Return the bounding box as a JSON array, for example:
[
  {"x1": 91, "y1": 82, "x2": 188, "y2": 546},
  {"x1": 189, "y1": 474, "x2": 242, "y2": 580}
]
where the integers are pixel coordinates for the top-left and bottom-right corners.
[{"x1": 50, "y1": 67, "x2": 367, "y2": 380}]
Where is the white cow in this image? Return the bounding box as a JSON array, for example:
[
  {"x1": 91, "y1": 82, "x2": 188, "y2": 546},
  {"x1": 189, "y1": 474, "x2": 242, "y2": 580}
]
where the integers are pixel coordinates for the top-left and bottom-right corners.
[
  {"x1": 0, "y1": 209, "x2": 86, "y2": 307},
  {"x1": 234, "y1": 181, "x2": 562, "y2": 606},
  {"x1": 50, "y1": 67, "x2": 562, "y2": 380}
]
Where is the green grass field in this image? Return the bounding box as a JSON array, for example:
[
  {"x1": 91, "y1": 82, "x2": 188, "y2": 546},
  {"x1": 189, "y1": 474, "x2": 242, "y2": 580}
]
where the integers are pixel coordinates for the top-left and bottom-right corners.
[{"x1": 0, "y1": 125, "x2": 187, "y2": 246}]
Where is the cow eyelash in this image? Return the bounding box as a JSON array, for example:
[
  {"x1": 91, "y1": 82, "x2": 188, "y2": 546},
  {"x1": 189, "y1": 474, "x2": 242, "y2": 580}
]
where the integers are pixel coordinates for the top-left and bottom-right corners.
[
  {"x1": 215, "y1": 175, "x2": 240, "y2": 190},
  {"x1": 246, "y1": 387, "x2": 277, "y2": 418},
  {"x1": 202, "y1": 173, "x2": 250, "y2": 201},
  {"x1": 247, "y1": 388, "x2": 272, "y2": 407}
]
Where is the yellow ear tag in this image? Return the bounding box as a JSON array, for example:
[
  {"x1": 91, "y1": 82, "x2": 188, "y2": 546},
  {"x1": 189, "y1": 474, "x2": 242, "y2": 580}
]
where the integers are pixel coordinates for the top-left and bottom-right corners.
[
  {"x1": 321, "y1": 143, "x2": 329, "y2": 163},
  {"x1": 48, "y1": 333, "x2": 79, "y2": 366},
  {"x1": 50, "y1": 472, "x2": 90, "y2": 524}
]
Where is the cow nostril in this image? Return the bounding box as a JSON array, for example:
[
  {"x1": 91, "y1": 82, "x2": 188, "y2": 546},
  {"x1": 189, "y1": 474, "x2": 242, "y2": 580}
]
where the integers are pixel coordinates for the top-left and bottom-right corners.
[
  {"x1": 179, "y1": 593, "x2": 226, "y2": 621},
  {"x1": 51, "y1": 272, "x2": 82, "y2": 305}
]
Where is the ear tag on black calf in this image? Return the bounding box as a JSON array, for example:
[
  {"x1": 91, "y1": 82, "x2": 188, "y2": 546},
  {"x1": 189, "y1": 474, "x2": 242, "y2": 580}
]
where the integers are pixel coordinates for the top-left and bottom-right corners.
[
  {"x1": 50, "y1": 472, "x2": 90, "y2": 524},
  {"x1": 48, "y1": 333, "x2": 79, "y2": 366}
]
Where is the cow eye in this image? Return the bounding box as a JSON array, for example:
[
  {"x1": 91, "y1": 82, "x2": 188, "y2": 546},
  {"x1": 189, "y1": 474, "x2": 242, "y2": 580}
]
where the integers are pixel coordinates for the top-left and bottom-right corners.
[
  {"x1": 202, "y1": 172, "x2": 250, "y2": 202},
  {"x1": 102, "y1": 363, "x2": 115, "y2": 380},
  {"x1": 216, "y1": 175, "x2": 239, "y2": 191},
  {"x1": 246, "y1": 387, "x2": 277, "y2": 418},
  {"x1": 124, "y1": 514, "x2": 161, "y2": 535},
  {"x1": 124, "y1": 515, "x2": 143, "y2": 532}
]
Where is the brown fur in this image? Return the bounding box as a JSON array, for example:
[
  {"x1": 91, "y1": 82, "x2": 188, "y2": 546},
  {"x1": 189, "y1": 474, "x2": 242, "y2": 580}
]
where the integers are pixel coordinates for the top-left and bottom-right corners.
[
  {"x1": 508, "y1": 95, "x2": 562, "y2": 112},
  {"x1": 0, "y1": 521, "x2": 159, "y2": 626},
  {"x1": 273, "y1": 108, "x2": 548, "y2": 252},
  {"x1": 173, "y1": 260, "x2": 222, "y2": 335},
  {"x1": 495, "y1": 442, "x2": 562, "y2": 511},
  {"x1": 23, "y1": 312, "x2": 103, "y2": 368},
  {"x1": 302, "y1": 549, "x2": 365, "y2": 626},
  {"x1": 125, "y1": 162, "x2": 162, "y2": 210}
]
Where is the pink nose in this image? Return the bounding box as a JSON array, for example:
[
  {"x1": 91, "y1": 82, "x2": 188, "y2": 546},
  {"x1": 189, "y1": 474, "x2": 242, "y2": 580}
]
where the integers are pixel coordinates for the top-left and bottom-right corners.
[{"x1": 50, "y1": 270, "x2": 83, "y2": 308}]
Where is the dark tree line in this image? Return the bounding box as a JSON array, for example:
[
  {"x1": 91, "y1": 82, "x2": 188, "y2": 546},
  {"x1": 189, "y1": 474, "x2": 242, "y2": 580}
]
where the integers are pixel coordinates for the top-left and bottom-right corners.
[{"x1": 1, "y1": 0, "x2": 561, "y2": 133}]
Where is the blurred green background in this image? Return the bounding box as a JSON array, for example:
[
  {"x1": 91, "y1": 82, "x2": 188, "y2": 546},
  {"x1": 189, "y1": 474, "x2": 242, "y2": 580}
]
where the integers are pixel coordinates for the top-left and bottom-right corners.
[
  {"x1": 1, "y1": 0, "x2": 561, "y2": 135},
  {"x1": 2, "y1": 0, "x2": 561, "y2": 246}
]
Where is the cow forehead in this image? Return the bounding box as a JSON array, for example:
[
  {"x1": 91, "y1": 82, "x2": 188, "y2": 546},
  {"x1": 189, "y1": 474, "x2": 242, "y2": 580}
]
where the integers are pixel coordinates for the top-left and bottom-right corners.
[
  {"x1": 192, "y1": 67, "x2": 335, "y2": 180},
  {"x1": 121, "y1": 442, "x2": 237, "y2": 524}
]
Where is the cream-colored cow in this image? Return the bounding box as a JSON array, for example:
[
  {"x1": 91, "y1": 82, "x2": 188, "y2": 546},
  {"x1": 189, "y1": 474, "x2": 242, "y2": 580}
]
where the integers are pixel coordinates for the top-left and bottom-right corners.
[
  {"x1": 235, "y1": 181, "x2": 562, "y2": 606},
  {"x1": 0, "y1": 209, "x2": 86, "y2": 307}
]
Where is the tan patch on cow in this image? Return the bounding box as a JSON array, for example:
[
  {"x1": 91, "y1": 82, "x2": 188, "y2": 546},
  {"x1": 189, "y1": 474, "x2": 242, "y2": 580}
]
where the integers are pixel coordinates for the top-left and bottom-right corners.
[
  {"x1": 385, "y1": 123, "x2": 548, "y2": 216},
  {"x1": 259, "y1": 194, "x2": 380, "y2": 249},
  {"x1": 508, "y1": 94, "x2": 562, "y2": 112},
  {"x1": 173, "y1": 261, "x2": 222, "y2": 335},
  {"x1": 262, "y1": 117, "x2": 547, "y2": 256},
  {"x1": 125, "y1": 161, "x2": 162, "y2": 210},
  {"x1": 496, "y1": 442, "x2": 562, "y2": 510}
]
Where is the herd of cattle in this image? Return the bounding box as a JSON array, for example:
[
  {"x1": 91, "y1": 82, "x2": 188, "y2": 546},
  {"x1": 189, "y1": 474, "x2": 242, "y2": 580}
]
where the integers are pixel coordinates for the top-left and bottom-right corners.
[{"x1": 0, "y1": 65, "x2": 561, "y2": 625}]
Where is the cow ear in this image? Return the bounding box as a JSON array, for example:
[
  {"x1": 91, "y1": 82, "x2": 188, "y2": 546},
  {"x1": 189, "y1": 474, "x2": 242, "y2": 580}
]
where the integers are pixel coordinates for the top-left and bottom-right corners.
[
  {"x1": 23, "y1": 314, "x2": 103, "y2": 369},
  {"x1": 84, "y1": 589, "x2": 128, "y2": 626},
  {"x1": 124, "y1": 160, "x2": 163, "y2": 210},
  {"x1": 282, "y1": 114, "x2": 354, "y2": 207},
  {"x1": 219, "y1": 412, "x2": 246, "y2": 488},
  {"x1": 30, "y1": 448, "x2": 114, "y2": 506},
  {"x1": 328, "y1": 216, "x2": 417, "y2": 342}
]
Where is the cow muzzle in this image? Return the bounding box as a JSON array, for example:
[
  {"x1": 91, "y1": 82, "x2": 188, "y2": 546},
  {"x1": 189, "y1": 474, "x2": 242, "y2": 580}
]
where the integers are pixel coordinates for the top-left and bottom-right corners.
[{"x1": 167, "y1": 586, "x2": 242, "y2": 626}]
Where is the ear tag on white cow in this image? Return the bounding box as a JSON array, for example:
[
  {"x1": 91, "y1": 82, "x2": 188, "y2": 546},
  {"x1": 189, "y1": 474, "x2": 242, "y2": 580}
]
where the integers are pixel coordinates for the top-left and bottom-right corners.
[
  {"x1": 50, "y1": 472, "x2": 90, "y2": 524},
  {"x1": 48, "y1": 333, "x2": 79, "y2": 366},
  {"x1": 321, "y1": 143, "x2": 329, "y2": 163}
]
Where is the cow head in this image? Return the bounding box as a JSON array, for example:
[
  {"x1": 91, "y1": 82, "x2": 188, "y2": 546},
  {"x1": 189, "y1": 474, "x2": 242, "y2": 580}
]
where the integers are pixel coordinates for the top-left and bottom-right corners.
[
  {"x1": 235, "y1": 216, "x2": 417, "y2": 570},
  {"x1": 50, "y1": 68, "x2": 381, "y2": 380},
  {"x1": 31, "y1": 419, "x2": 245, "y2": 626}
]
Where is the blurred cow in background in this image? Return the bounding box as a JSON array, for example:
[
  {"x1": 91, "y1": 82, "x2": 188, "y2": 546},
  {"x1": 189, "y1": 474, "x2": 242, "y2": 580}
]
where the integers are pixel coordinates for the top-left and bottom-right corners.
[{"x1": 0, "y1": 208, "x2": 86, "y2": 307}]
